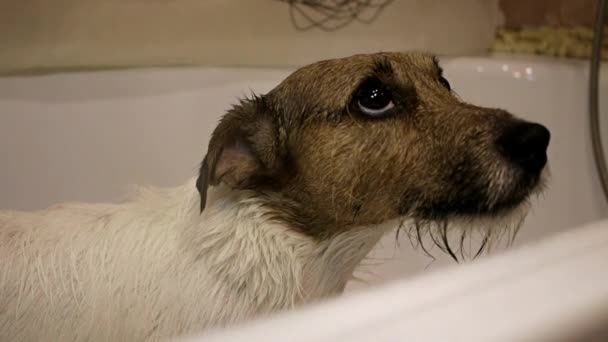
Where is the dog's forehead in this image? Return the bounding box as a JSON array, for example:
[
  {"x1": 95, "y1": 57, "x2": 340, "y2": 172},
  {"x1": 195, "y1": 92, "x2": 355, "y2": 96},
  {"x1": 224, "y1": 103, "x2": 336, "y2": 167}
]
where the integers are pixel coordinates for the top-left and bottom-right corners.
[
  {"x1": 266, "y1": 52, "x2": 437, "y2": 117},
  {"x1": 296, "y1": 52, "x2": 437, "y2": 78}
]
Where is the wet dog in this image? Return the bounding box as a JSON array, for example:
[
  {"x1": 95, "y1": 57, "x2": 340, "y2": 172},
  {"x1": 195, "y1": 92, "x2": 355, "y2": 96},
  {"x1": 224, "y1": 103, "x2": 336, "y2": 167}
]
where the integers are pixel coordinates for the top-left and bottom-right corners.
[{"x1": 0, "y1": 52, "x2": 550, "y2": 341}]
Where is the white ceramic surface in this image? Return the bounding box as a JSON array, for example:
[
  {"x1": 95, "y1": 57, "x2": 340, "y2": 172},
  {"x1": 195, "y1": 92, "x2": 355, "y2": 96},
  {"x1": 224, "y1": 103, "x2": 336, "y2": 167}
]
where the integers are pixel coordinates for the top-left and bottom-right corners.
[{"x1": 183, "y1": 219, "x2": 608, "y2": 342}]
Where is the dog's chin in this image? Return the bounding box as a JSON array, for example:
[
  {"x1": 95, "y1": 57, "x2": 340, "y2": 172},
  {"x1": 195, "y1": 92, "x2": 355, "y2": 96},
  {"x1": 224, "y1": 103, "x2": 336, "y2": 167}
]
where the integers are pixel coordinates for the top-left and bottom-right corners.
[
  {"x1": 399, "y1": 168, "x2": 548, "y2": 261},
  {"x1": 481, "y1": 162, "x2": 549, "y2": 217},
  {"x1": 400, "y1": 201, "x2": 530, "y2": 262},
  {"x1": 489, "y1": 165, "x2": 548, "y2": 214}
]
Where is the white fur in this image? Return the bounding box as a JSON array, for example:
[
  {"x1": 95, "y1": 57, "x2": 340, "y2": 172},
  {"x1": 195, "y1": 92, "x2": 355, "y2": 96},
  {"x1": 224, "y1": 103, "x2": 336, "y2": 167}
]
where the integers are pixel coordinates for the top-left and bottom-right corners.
[{"x1": 0, "y1": 179, "x2": 395, "y2": 341}]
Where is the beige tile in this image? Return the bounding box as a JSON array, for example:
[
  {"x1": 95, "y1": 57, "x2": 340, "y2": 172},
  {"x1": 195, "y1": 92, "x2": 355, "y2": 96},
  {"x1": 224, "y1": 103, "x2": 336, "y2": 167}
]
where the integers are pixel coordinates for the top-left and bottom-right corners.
[{"x1": 0, "y1": 0, "x2": 503, "y2": 74}]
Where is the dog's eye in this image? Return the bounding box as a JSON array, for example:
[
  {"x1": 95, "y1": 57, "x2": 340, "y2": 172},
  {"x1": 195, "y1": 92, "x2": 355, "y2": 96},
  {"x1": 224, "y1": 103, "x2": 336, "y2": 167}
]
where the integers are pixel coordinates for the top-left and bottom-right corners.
[
  {"x1": 356, "y1": 78, "x2": 395, "y2": 117},
  {"x1": 439, "y1": 76, "x2": 451, "y2": 91}
]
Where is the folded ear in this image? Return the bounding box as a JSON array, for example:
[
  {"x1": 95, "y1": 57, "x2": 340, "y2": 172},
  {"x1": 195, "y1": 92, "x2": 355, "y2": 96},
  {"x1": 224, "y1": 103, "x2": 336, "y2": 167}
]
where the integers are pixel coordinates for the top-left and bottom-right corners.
[{"x1": 196, "y1": 97, "x2": 288, "y2": 212}]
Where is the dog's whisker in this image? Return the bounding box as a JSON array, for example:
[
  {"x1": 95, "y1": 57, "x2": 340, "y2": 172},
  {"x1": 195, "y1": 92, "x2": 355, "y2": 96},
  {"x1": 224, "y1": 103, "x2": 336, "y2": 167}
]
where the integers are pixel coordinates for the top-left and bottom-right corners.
[
  {"x1": 427, "y1": 224, "x2": 445, "y2": 254},
  {"x1": 415, "y1": 221, "x2": 437, "y2": 261},
  {"x1": 440, "y1": 221, "x2": 459, "y2": 263},
  {"x1": 394, "y1": 222, "x2": 403, "y2": 249},
  {"x1": 458, "y1": 229, "x2": 468, "y2": 261},
  {"x1": 395, "y1": 209, "x2": 531, "y2": 262},
  {"x1": 414, "y1": 221, "x2": 437, "y2": 262},
  {"x1": 474, "y1": 234, "x2": 491, "y2": 259},
  {"x1": 509, "y1": 212, "x2": 527, "y2": 247},
  {"x1": 423, "y1": 257, "x2": 437, "y2": 270}
]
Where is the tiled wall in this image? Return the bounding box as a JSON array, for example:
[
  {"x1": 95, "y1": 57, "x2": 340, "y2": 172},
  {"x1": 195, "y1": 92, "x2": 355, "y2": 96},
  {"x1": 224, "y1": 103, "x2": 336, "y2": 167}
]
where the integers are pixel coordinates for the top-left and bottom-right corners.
[
  {"x1": 0, "y1": 0, "x2": 503, "y2": 74},
  {"x1": 500, "y1": 0, "x2": 597, "y2": 28}
]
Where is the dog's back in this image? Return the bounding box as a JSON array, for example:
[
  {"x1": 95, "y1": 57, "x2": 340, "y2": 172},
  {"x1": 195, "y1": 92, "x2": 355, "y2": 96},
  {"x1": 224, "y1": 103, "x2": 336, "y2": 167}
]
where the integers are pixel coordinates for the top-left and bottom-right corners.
[
  {"x1": 0, "y1": 185, "x2": 212, "y2": 341},
  {"x1": 0, "y1": 182, "x2": 323, "y2": 341}
]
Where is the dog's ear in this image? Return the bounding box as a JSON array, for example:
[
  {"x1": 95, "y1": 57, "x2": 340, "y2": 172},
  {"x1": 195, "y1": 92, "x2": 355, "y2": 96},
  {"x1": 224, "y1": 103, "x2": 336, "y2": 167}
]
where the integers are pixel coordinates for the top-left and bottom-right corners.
[{"x1": 196, "y1": 97, "x2": 288, "y2": 212}]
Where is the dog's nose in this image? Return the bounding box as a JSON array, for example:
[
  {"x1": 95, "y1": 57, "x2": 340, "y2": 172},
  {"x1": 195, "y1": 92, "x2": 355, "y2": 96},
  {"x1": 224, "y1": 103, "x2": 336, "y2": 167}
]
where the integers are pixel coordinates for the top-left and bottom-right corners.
[{"x1": 497, "y1": 122, "x2": 550, "y2": 173}]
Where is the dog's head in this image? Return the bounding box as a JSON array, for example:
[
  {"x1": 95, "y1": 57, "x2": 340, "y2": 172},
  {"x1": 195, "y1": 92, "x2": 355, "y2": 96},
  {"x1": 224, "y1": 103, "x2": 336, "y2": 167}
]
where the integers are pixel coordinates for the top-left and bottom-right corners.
[{"x1": 197, "y1": 52, "x2": 550, "y2": 245}]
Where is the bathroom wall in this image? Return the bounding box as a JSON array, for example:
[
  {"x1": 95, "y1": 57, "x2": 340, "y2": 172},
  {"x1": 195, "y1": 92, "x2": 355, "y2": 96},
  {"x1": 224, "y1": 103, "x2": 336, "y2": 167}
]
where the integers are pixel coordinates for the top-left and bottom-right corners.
[
  {"x1": 0, "y1": 0, "x2": 503, "y2": 74},
  {"x1": 500, "y1": 0, "x2": 597, "y2": 28}
]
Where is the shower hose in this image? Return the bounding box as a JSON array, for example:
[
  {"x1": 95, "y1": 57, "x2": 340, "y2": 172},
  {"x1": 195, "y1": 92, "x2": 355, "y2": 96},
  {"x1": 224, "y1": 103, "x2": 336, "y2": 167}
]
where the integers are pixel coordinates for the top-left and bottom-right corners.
[{"x1": 590, "y1": 0, "x2": 608, "y2": 202}]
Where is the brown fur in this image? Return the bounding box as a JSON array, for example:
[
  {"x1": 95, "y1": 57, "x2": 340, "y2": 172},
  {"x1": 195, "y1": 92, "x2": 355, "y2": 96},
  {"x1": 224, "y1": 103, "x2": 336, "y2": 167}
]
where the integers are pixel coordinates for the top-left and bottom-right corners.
[{"x1": 197, "y1": 52, "x2": 549, "y2": 239}]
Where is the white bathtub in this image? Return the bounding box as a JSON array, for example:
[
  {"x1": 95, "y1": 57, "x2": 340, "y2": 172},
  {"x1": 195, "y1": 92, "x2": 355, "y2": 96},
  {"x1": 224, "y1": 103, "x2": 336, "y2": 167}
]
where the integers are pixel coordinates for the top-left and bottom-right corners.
[{"x1": 1, "y1": 55, "x2": 607, "y2": 287}]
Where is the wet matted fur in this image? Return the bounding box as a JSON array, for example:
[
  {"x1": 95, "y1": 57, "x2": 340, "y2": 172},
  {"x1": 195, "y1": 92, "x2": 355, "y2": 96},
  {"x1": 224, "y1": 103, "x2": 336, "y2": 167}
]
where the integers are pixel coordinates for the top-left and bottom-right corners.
[{"x1": 0, "y1": 52, "x2": 549, "y2": 341}]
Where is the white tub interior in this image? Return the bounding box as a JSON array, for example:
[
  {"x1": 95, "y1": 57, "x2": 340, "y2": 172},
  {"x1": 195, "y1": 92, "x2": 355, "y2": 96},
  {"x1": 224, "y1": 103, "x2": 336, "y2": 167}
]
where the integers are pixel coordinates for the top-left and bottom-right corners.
[{"x1": 0, "y1": 55, "x2": 607, "y2": 285}]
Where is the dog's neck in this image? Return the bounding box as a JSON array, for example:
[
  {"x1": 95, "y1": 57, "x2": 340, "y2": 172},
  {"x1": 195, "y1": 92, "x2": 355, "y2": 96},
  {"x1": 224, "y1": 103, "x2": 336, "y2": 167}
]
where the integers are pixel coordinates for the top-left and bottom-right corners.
[{"x1": 181, "y1": 181, "x2": 393, "y2": 309}]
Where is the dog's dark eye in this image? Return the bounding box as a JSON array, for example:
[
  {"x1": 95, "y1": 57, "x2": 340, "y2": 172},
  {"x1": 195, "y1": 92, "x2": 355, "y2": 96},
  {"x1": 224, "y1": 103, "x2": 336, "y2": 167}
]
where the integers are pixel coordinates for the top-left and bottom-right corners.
[
  {"x1": 356, "y1": 78, "x2": 395, "y2": 117},
  {"x1": 439, "y1": 76, "x2": 451, "y2": 91}
]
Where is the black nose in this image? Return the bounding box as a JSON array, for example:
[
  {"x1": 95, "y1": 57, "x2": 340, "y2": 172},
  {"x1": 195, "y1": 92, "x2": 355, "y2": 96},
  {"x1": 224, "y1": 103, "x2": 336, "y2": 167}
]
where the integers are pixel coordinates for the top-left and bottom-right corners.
[{"x1": 497, "y1": 122, "x2": 550, "y2": 173}]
